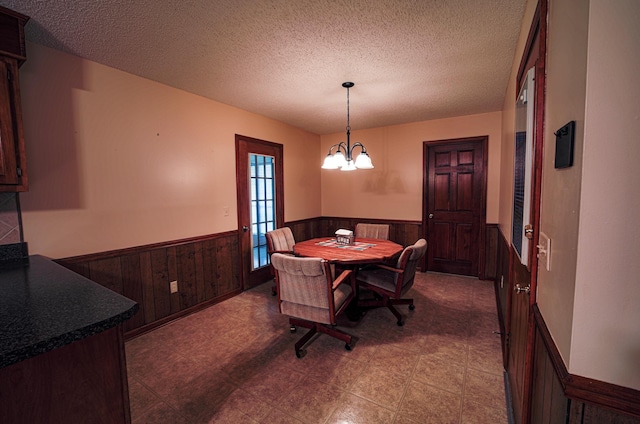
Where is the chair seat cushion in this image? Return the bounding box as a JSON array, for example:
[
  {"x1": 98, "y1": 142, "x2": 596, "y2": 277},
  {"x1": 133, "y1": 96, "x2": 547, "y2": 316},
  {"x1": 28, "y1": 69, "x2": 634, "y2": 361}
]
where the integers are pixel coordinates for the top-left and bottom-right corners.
[
  {"x1": 358, "y1": 267, "x2": 413, "y2": 296},
  {"x1": 357, "y1": 267, "x2": 397, "y2": 292}
]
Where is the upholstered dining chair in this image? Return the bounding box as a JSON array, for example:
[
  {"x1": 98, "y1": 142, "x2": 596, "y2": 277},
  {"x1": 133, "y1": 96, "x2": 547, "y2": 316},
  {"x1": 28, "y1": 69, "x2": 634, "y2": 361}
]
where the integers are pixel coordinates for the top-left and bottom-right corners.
[
  {"x1": 266, "y1": 227, "x2": 296, "y2": 295},
  {"x1": 354, "y1": 223, "x2": 390, "y2": 240},
  {"x1": 356, "y1": 238, "x2": 427, "y2": 326},
  {"x1": 271, "y1": 253, "x2": 356, "y2": 358}
]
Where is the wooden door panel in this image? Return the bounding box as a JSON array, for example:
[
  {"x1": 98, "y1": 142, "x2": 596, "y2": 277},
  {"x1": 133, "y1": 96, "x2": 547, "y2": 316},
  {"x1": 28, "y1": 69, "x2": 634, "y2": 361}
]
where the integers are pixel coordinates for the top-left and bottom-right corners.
[
  {"x1": 434, "y1": 173, "x2": 450, "y2": 210},
  {"x1": 456, "y1": 172, "x2": 473, "y2": 210},
  {"x1": 432, "y1": 222, "x2": 452, "y2": 259},
  {"x1": 455, "y1": 224, "x2": 472, "y2": 261}
]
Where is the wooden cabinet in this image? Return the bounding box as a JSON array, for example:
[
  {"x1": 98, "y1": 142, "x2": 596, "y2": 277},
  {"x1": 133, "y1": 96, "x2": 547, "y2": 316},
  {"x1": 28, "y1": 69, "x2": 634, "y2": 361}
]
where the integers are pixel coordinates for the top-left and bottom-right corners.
[{"x1": 0, "y1": 6, "x2": 28, "y2": 192}]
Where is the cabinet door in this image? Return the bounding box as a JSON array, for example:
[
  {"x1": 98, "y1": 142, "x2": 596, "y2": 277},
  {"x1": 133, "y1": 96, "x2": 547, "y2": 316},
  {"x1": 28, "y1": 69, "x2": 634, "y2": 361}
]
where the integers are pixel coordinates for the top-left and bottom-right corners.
[{"x1": 0, "y1": 56, "x2": 27, "y2": 191}]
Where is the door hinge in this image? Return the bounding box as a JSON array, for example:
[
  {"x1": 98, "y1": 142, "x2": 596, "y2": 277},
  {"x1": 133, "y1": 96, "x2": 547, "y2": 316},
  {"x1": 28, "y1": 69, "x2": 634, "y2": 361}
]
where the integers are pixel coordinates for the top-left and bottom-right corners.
[
  {"x1": 7, "y1": 68, "x2": 12, "y2": 81},
  {"x1": 16, "y1": 167, "x2": 22, "y2": 177}
]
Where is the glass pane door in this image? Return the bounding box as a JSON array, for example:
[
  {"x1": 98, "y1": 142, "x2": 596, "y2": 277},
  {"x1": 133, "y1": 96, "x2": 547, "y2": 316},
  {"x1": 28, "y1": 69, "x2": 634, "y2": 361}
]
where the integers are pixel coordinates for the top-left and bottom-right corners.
[{"x1": 250, "y1": 154, "x2": 275, "y2": 270}]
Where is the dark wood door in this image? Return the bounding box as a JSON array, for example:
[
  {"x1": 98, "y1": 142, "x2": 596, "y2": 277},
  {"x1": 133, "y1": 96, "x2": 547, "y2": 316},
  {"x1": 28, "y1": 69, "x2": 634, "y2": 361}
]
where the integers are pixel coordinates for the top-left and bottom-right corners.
[
  {"x1": 507, "y1": 2, "x2": 546, "y2": 423},
  {"x1": 235, "y1": 135, "x2": 284, "y2": 290},
  {"x1": 423, "y1": 137, "x2": 487, "y2": 277}
]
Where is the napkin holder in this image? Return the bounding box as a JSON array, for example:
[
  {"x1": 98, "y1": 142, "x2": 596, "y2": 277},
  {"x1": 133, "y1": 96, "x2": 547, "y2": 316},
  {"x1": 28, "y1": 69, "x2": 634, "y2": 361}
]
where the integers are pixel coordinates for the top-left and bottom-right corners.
[{"x1": 335, "y1": 229, "x2": 355, "y2": 245}]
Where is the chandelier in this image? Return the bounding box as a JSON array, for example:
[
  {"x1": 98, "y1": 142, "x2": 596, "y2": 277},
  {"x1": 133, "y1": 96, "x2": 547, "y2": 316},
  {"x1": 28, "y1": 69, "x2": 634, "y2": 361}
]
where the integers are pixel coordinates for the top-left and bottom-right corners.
[{"x1": 321, "y1": 82, "x2": 374, "y2": 171}]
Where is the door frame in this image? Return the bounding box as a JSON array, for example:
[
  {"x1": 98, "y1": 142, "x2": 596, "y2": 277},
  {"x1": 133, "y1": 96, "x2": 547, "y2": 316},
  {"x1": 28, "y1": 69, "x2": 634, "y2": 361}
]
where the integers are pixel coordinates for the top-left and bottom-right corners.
[
  {"x1": 235, "y1": 134, "x2": 284, "y2": 290},
  {"x1": 422, "y1": 136, "x2": 488, "y2": 278},
  {"x1": 507, "y1": 1, "x2": 548, "y2": 423}
]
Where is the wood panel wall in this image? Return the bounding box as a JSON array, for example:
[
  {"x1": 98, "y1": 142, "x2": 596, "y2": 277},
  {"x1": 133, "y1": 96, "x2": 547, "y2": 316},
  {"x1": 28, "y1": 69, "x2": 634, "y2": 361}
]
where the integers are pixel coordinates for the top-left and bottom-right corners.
[
  {"x1": 57, "y1": 218, "x2": 498, "y2": 338},
  {"x1": 56, "y1": 232, "x2": 241, "y2": 338},
  {"x1": 286, "y1": 216, "x2": 423, "y2": 251},
  {"x1": 527, "y1": 302, "x2": 640, "y2": 423}
]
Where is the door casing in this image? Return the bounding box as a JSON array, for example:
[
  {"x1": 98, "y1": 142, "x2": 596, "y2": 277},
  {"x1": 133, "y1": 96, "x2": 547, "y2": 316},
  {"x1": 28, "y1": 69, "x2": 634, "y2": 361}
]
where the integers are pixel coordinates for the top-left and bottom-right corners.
[{"x1": 235, "y1": 134, "x2": 284, "y2": 290}]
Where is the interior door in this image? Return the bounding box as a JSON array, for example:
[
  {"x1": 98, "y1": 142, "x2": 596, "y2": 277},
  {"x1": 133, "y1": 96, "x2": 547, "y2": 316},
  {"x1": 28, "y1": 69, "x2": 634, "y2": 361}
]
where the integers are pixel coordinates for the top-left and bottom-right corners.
[
  {"x1": 423, "y1": 137, "x2": 487, "y2": 277},
  {"x1": 235, "y1": 135, "x2": 284, "y2": 290},
  {"x1": 507, "y1": 2, "x2": 546, "y2": 422}
]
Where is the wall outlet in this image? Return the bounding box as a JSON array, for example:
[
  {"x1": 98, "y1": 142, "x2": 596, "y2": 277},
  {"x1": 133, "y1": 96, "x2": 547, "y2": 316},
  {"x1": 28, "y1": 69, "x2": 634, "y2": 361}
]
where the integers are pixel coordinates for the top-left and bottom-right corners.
[{"x1": 170, "y1": 280, "x2": 178, "y2": 293}]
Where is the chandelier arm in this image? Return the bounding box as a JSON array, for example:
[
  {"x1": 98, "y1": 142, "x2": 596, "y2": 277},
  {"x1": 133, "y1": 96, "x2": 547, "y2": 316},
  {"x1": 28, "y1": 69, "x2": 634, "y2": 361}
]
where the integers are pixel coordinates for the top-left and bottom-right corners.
[{"x1": 350, "y1": 142, "x2": 367, "y2": 153}]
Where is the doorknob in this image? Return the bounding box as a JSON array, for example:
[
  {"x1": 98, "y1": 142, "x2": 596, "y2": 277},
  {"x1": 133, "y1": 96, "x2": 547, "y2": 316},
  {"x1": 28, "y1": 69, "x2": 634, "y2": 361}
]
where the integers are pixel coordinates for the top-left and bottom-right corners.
[
  {"x1": 428, "y1": 213, "x2": 434, "y2": 219},
  {"x1": 524, "y1": 224, "x2": 534, "y2": 239},
  {"x1": 242, "y1": 226, "x2": 249, "y2": 232},
  {"x1": 515, "y1": 284, "x2": 530, "y2": 294}
]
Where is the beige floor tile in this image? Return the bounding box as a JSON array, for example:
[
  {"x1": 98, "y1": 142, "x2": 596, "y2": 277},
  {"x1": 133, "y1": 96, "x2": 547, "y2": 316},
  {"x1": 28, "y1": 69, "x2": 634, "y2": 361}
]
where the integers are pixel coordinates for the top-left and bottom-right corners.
[
  {"x1": 367, "y1": 344, "x2": 420, "y2": 379},
  {"x1": 398, "y1": 379, "x2": 462, "y2": 424},
  {"x1": 326, "y1": 393, "x2": 396, "y2": 423},
  {"x1": 124, "y1": 271, "x2": 509, "y2": 424},
  {"x1": 461, "y1": 397, "x2": 508, "y2": 424},
  {"x1": 463, "y1": 368, "x2": 506, "y2": 407},
  {"x1": 131, "y1": 401, "x2": 190, "y2": 424},
  {"x1": 128, "y1": 378, "x2": 162, "y2": 420},
  {"x1": 350, "y1": 364, "x2": 410, "y2": 410},
  {"x1": 278, "y1": 375, "x2": 345, "y2": 423},
  {"x1": 413, "y1": 354, "x2": 466, "y2": 394},
  {"x1": 260, "y1": 407, "x2": 306, "y2": 423}
]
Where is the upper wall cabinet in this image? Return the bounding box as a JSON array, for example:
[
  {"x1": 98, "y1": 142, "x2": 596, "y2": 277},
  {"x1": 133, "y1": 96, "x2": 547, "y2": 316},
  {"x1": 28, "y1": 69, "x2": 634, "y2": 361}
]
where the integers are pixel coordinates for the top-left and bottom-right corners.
[{"x1": 0, "y1": 6, "x2": 28, "y2": 192}]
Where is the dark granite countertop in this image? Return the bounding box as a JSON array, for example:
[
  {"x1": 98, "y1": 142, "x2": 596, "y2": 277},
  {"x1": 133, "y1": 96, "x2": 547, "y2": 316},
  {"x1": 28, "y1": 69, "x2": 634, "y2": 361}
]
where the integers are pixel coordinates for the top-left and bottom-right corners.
[{"x1": 0, "y1": 255, "x2": 138, "y2": 368}]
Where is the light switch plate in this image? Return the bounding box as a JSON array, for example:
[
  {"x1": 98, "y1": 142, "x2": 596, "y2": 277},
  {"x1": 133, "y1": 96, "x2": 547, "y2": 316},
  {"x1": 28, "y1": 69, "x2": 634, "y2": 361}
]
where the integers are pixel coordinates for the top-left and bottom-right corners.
[{"x1": 538, "y1": 232, "x2": 551, "y2": 271}]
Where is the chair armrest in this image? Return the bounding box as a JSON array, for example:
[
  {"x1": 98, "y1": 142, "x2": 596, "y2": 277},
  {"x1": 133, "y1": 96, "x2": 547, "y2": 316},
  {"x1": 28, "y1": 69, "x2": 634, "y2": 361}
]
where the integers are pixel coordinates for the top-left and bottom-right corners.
[
  {"x1": 332, "y1": 269, "x2": 354, "y2": 290},
  {"x1": 369, "y1": 263, "x2": 402, "y2": 274}
]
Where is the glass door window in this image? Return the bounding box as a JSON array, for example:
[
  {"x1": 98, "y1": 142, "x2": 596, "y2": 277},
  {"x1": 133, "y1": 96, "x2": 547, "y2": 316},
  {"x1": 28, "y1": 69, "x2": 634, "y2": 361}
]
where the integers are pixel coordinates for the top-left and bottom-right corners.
[{"x1": 250, "y1": 154, "x2": 275, "y2": 270}]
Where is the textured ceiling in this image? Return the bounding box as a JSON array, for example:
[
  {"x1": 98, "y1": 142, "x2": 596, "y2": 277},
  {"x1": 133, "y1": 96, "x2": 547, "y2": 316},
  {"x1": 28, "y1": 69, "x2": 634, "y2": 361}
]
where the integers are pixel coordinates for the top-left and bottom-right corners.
[{"x1": 2, "y1": 0, "x2": 526, "y2": 135}]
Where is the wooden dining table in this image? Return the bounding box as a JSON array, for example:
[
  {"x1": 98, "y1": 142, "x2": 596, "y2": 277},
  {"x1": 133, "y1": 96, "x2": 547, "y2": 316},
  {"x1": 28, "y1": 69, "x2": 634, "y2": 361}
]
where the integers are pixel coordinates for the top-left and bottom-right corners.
[{"x1": 293, "y1": 237, "x2": 403, "y2": 265}]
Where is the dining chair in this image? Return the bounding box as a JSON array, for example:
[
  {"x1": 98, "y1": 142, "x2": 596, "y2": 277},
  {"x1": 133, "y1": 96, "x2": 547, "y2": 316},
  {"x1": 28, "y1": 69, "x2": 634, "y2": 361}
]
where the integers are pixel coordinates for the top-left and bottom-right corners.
[
  {"x1": 356, "y1": 238, "x2": 427, "y2": 326},
  {"x1": 271, "y1": 253, "x2": 356, "y2": 358},
  {"x1": 266, "y1": 227, "x2": 296, "y2": 295},
  {"x1": 354, "y1": 223, "x2": 390, "y2": 240}
]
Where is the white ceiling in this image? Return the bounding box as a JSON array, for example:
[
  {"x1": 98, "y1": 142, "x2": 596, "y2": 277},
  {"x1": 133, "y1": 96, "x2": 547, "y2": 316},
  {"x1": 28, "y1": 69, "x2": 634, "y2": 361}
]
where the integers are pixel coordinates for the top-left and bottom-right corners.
[{"x1": 3, "y1": 0, "x2": 526, "y2": 135}]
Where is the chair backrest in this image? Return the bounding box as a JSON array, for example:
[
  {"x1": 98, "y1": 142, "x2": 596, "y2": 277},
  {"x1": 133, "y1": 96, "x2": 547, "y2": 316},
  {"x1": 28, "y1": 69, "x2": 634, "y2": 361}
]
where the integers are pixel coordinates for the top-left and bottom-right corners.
[
  {"x1": 266, "y1": 227, "x2": 295, "y2": 253},
  {"x1": 355, "y1": 223, "x2": 390, "y2": 240},
  {"x1": 394, "y1": 238, "x2": 428, "y2": 292},
  {"x1": 271, "y1": 253, "x2": 337, "y2": 324}
]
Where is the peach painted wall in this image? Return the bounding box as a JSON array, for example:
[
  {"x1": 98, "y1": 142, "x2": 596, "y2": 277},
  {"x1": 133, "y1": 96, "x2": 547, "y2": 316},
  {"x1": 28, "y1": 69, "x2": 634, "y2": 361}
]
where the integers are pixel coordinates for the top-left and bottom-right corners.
[
  {"x1": 320, "y1": 112, "x2": 503, "y2": 223},
  {"x1": 536, "y1": 0, "x2": 588, "y2": 368},
  {"x1": 18, "y1": 43, "x2": 321, "y2": 258},
  {"x1": 570, "y1": 0, "x2": 640, "y2": 390}
]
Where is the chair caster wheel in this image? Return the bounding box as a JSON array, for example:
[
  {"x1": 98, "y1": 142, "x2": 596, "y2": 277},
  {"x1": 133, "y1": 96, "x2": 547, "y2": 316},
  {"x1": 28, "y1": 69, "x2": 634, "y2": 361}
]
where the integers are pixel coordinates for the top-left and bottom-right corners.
[
  {"x1": 345, "y1": 343, "x2": 352, "y2": 351},
  {"x1": 397, "y1": 320, "x2": 404, "y2": 326},
  {"x1": 409, "y1": 304, "x2": 415, "y2": 311},
  {"x1": 290, "y1": 326, "x2": 296, "y2": 333}
]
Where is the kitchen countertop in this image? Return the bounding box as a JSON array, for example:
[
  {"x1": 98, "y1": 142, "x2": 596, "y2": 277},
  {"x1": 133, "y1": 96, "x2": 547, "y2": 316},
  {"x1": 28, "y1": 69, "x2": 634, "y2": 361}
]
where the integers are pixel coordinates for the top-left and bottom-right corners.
[{"x1": 0, "y1": 255, "x2": 138, "y2": 368}]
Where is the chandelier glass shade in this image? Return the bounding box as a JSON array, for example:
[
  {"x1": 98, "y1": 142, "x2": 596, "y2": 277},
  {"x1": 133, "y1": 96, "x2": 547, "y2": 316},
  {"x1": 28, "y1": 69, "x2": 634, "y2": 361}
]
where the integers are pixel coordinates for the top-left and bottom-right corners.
[{"x1": 321, "y1": 82, "x2": 374, "y2": 171}]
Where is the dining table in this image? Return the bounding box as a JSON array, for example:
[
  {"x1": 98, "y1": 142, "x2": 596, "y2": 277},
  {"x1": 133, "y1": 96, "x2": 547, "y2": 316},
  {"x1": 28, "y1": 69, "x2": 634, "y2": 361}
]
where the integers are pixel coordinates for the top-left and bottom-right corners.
[{"x1": 293, "y1": 237, "x2": 403, "y2": 265}]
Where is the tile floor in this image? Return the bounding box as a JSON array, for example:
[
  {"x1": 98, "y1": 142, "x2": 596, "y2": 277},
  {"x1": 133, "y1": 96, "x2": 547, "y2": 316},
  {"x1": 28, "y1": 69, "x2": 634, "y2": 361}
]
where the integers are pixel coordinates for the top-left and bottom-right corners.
[{"x1": 126, "y1": 272, "x2": 509, "y2": 423}]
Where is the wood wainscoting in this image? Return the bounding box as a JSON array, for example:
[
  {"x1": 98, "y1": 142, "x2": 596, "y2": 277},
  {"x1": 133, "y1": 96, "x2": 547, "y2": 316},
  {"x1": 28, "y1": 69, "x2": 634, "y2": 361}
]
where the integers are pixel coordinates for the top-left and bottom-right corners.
[
  {"x1": 287, "y1": 217, "x2": 502, "y2": 279},
  {"x1": 56, "y1": 232, "x2": 241, "y2": 339},
  {"x1": 56, "y1": 218, "x2": 499, "y2": 339},
  {"x1": 531, "y1": 305, "x2": 640, "y2": 423},
  {"x1": 287, "y1": 216, "x2": 423, "y2": 253}
]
